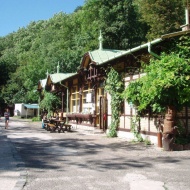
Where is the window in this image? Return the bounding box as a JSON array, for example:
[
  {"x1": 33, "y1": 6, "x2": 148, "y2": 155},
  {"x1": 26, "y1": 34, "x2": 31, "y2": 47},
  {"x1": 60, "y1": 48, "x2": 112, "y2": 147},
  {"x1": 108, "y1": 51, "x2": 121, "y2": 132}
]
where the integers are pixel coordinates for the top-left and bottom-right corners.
[
  {"x1": 82, "y1": 85, "x2": 92, "y2": 113},
  {"x1": 71, "y1": 86, "x2": 79, "y2": 113}
]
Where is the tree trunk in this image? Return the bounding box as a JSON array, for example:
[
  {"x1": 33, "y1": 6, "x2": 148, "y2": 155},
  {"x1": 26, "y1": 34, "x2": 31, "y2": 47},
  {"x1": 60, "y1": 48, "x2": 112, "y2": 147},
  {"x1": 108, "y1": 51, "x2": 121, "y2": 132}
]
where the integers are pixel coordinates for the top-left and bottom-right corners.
[{"x1": 162, "y1": 106, "x2": 177, "y2": 151}]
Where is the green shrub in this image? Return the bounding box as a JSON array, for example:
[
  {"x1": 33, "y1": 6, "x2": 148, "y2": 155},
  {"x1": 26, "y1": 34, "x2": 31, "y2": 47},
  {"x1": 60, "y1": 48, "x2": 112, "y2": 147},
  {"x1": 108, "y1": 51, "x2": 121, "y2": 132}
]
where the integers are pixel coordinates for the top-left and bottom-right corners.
[
  {"x1": 175, "y1": 135, "x2": 190, "y2": 145},
  {"x1": 32, "y1": 117, "x2": 41, "y2": 121}
]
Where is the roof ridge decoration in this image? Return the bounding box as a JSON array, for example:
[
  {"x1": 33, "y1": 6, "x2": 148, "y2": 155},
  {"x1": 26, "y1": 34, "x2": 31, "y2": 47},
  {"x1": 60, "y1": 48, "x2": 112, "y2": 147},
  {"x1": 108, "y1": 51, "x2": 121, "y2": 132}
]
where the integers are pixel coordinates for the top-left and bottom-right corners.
[
  {"x1": 99, "y1": 30, "x2": 103, "y2": 50},
  {"x1": 57, "y1": 62, "x2": 60, "y2": 73}
]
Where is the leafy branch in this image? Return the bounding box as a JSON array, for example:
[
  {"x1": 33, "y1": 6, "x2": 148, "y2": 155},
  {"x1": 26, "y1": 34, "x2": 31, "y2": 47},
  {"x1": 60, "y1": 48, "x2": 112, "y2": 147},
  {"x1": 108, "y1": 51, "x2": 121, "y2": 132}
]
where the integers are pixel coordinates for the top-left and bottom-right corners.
[{"x1": 39, "y1": 91, "x2": 61, "y2": 117}]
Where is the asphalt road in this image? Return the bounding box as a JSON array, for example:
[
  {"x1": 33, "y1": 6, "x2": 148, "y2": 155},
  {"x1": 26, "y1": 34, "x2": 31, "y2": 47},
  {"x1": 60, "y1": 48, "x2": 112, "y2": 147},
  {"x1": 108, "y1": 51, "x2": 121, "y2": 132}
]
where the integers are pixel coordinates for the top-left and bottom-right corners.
[{"x1": 3, "y1": 118, "x2": 190, "y2": 190}]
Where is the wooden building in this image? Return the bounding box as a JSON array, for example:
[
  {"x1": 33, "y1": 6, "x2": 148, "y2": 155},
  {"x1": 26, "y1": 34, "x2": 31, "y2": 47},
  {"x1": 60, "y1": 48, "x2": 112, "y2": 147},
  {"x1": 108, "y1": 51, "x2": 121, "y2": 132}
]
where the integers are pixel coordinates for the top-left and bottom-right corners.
[{"x1": 38, "y1": 29, "x2": 190, "y2": 145}]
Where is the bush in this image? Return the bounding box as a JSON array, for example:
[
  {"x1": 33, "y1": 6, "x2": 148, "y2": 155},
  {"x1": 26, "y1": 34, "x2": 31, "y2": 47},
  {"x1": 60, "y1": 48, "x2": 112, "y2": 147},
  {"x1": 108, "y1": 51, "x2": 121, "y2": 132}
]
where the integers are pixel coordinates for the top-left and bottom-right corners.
[
  {"x1": 32, "y1": 117, "x2": 41, "y2": 122},
  {"x1": 175, "y1": 135, "x2": 190, "y2": 145}
]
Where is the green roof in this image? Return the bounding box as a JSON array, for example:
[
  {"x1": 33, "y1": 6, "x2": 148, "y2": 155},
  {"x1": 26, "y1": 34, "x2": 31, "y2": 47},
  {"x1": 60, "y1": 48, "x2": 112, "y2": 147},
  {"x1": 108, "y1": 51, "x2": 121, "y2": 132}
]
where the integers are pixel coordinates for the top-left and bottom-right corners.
[
  {"x1": 24, "y1": 104, "x2": 39, "y2": 109},
  {"x1": 88, "y1": 49, "x2": 128, "y2": 65},
  {"x1": 89, "y1": 30, "x2": 190, "y2": 66},
  {"x1": 50, "y1": 73, "x2": 76, "y2": 84}
]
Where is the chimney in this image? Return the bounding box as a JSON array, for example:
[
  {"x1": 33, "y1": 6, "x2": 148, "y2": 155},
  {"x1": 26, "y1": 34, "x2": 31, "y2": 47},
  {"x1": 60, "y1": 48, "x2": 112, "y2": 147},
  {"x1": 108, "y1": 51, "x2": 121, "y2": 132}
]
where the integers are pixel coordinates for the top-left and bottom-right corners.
[
  {"x1": 181, "y1": 2, "x2": 190, "y2": 31},
  {"x1": 186, "y1": 6, "x2": 190, "y2": 25},
  {"x1": 98, "y1": 30, "x2": 103, "y2": 50},
  {"x1": 46, "y1": 70, "x2": 49, "y2": 78},
  {"x1": 57, "y1": 62, "x2": 60, "y2": 73}
]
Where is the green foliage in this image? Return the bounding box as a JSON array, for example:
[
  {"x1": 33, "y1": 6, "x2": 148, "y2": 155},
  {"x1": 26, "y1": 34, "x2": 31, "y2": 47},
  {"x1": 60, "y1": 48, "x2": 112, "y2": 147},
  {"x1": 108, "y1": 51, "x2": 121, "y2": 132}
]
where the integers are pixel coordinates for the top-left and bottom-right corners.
[
  {"x1": 40, "y1": 91, "x2": 61, "y2": 117},
  {"x1": 174, "y1": 119, "x2": 190, "y2": 145},
  {"x1": 122, "y1": 79, "x2": 143, "y2": 107},
  {"x1": 144, "y1": 138, "x2": 151, "y2": 146},
  {"x1": 134, "y1": 0, "x2": 184, "y2": 40},
  {"x1": 0, "y1": 0, "x2": 186, "y2": 107},
  {"x1": 105, "y1": 67, "x2": 124, "y2": 137},
  {"x1": 175, "y1": 120, "x2": 186, "y2": 136},
  {"x1": 123, "y1": 53, "x2": 190, "y2": 114},
  {"x1": 176, "y1": 35, "x2": 190, "y2": 59},
  {"x1": 32, "y1": 117, "x2": 41, "y2": 122},
  {"x1": 0, "y1": 13, "x2": 84, "y2": 105},
  {"x1": 84, "y1": 0, "x2": 147, "y2": 49},
  {"x1": 175, "y1": 135, "x2": 190, "y2": 145},
  {"x1": 131, "y1": 114, "x2": 143, "y2": 142}
]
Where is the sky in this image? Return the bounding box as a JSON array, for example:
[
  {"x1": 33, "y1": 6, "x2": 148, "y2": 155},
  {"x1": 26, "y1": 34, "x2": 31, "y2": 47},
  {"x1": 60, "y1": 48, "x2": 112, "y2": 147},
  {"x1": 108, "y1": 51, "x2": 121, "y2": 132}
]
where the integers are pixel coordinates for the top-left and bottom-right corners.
[{"x1": 0, "y1": 0, "x2": 85, "y2": 37}]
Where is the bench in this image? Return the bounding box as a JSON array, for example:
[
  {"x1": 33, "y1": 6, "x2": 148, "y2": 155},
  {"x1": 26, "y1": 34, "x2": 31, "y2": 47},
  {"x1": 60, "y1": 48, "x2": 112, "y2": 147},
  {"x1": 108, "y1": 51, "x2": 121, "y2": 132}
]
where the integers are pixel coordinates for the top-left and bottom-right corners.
[
  {"x1": 45, "y1": 120, "x2": 72, "y2": 133},
  {"x1": 64, "y1": 124, "x2": 72, "y2": 132},
  {"x1": 57, "y1": 124, "x2": 72, "y2": 133},
  {"x1": 47, "y1": 123, "x2": 57, "y2": 132},
  {"x1": 57, "y1": 122, "x2": 66, "y2": 133}
]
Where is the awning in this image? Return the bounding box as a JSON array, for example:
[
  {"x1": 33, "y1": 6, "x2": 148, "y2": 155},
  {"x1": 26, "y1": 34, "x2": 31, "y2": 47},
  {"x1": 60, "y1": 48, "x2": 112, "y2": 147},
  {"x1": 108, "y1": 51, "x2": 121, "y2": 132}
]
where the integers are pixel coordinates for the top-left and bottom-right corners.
[{"x1": 24, "y1": 104, "x2": 39, "y2": 109}]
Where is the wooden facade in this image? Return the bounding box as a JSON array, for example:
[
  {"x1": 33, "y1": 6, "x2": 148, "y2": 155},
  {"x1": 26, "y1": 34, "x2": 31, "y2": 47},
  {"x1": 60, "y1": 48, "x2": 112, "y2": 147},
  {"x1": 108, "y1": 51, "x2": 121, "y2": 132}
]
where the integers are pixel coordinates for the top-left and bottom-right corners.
[{"x1": 38, "y1": 30, "x2": 190, "y2": 145}]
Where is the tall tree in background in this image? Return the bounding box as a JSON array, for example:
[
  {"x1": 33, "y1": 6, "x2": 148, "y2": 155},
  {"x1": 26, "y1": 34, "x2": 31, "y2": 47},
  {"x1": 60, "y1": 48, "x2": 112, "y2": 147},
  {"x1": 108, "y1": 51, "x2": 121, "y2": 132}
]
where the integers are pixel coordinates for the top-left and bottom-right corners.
[
  {"x1": 0, "y1": 0, "x2": 186, "y2": 107},
  {"x1": 134, "y1": 0, "x2": 185, "y2": 40},
  {"x1": 1, "y1": 13, "x2": 85, "y2": 105},
  {"x1": 84, "y1": 0, "x2": 147, "y2": 49},
  {"x1": 101, "y1": 0, "x2": 148, "y2": 49}
]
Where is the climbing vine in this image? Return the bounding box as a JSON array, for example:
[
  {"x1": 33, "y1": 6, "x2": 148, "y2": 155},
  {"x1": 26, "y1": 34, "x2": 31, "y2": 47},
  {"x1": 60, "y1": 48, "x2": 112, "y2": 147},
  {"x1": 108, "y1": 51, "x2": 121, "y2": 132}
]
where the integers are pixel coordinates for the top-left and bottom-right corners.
[
  {"x1": 130, "y1": 114, "x2": 143, "y2": 142},
  {"x1": 105, "y1": 67, "x2": 124, "y2": 137}
]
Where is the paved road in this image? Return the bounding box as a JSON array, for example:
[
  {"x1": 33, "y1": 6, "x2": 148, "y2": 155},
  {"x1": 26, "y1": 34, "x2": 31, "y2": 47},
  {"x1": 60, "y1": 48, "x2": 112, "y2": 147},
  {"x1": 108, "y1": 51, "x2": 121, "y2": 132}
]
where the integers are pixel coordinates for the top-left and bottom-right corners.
[{"x1": 1, "y1": 118, "x2": 190, "y2": 190}]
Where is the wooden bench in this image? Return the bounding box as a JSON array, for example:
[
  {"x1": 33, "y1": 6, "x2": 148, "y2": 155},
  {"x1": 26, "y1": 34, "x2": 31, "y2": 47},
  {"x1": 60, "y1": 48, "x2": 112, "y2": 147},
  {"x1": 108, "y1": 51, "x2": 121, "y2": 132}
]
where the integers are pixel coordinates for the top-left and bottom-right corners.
[
  {"x1": 47, "y1": 123, "x2": 57, "y2": 132},
  {"x1": 46, "y1": 120, "x2": 72, "y2": 133},
  {"x1": 57, "y1": 124, "x2": 72, "y2": 133},
  {"x1": 64, "y1": 124, "x2": 72, "y2": 132},
  {"x1": 58, "y1": 123, "x2": 72, "y2": 133},
  {"x1": 57, "y1": 122, "x2": 66, "y2": 133}
]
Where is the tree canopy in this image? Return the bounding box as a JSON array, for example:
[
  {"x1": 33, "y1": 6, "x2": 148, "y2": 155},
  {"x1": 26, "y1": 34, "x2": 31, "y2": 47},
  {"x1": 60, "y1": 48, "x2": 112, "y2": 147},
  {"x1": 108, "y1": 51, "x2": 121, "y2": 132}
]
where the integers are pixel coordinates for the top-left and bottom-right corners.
[
  {"x1": 123, "y1": 52, "x2": 190, "y2": 114},
  {"x1": 40, "y1": 91, "x2": 61, "y2": 117},
  {"x1": 0, "y1": 0, "x2": 186, "y2": 109},
  {"x1": 134, "y1": 0, "x2": 185, "y2": 40}
]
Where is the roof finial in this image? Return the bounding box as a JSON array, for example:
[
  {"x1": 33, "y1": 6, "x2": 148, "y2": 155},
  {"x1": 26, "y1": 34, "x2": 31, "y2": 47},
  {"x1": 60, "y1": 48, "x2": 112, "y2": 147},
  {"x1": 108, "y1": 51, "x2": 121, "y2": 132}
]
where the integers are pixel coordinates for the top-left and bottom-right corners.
[
  {"x1": 46, "y1": 70, "x2": 49, "y2": 78},
  {"x1": 98, "y1": 30, "x2": 103, "y2": 50},
  {"x1": 57, "y1": 61, "x2": 60, "y2": 73}
]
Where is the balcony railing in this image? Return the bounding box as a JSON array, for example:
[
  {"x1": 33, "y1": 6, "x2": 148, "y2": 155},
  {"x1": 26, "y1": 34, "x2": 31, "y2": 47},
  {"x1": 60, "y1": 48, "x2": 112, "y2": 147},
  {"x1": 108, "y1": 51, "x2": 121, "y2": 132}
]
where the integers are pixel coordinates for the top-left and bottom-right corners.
[{"x1": 66, "y1": 113, "x2": 96, "y2": 125}]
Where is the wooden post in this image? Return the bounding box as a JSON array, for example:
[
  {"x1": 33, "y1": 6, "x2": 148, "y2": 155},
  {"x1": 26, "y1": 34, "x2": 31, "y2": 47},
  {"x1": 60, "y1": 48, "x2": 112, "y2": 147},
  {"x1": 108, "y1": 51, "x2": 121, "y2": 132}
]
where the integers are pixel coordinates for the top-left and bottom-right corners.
[{"x1": 157, "y1": 132, "x2": 162, "y2": 148}]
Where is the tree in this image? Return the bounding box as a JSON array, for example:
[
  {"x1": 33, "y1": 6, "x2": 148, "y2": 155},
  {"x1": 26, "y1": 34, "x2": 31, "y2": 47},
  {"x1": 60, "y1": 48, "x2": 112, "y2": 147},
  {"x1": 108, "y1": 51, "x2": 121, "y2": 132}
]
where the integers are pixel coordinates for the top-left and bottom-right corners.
[
  {"x1": 176, "y1": 35, "x2": 190, "y2": 59},
  {"x1": 103, "y1": 0, "x2": 147, "y2": 49},
  {"x1": 40, "y1": 91, "x2": 61, "y2": 117},
  {"x1": 124, "y1": 53, "x2": 190, "y2": 114},
  {"x1": 134, "y1": 0, "x2": 185, "y2": 40},
  {"x1": 84, "y1": 0, "x2": 147, "y2": 49},
  {"x1": 1, "y1": 0, "x2": 167, "y2": 106},
  {"x1": 123, "y1": 52, "x2": 190, "y2": 150},
  {"x1": 0, "y1": 0, "x2": 148, "y2": 106}
]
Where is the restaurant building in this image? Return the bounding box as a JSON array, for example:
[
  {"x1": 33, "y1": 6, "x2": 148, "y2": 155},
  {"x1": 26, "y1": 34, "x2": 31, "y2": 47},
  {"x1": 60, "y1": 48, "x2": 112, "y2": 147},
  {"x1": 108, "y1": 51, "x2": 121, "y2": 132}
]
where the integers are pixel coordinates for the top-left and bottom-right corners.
[{"x1": 38, "y1": 27, "x2": 190, "y2": 146}]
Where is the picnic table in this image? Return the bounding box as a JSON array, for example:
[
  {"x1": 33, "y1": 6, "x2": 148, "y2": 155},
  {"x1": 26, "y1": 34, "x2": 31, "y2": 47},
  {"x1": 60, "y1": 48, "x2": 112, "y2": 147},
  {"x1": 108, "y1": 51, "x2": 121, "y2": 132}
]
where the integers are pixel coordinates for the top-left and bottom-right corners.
[{"x1": 46, "y1": 118, "x2": 72, "y2": 133}]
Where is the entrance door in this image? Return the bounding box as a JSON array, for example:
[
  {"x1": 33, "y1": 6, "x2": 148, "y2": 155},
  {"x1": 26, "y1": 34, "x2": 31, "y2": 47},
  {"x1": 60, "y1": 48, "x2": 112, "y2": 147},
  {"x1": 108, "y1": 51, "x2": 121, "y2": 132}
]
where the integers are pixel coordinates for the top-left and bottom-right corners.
[{"x1": 99, "y1": 96, "x2": 107, "y2": 132}]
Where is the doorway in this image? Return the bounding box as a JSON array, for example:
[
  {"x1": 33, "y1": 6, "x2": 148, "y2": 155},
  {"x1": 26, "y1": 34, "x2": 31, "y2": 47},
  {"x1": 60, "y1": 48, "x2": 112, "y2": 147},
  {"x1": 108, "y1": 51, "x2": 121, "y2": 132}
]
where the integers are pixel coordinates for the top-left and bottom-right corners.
[{"x1": 99, "y1": 96, "x2": 107, "y2": 132}]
